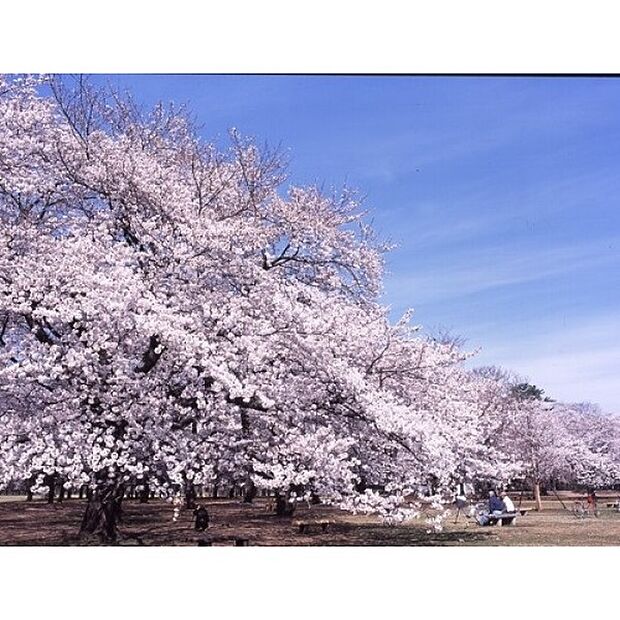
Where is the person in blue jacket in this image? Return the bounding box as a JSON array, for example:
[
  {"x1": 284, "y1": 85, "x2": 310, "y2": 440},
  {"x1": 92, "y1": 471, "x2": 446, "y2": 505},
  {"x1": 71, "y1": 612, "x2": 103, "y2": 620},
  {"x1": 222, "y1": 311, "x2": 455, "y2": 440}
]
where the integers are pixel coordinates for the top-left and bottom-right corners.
[
  {"x1": 488, "y1": 490, "x2": 506, "y2": 514},
  {"x1": 476, "y1": 490, "x2": 506, "y2": 525}
]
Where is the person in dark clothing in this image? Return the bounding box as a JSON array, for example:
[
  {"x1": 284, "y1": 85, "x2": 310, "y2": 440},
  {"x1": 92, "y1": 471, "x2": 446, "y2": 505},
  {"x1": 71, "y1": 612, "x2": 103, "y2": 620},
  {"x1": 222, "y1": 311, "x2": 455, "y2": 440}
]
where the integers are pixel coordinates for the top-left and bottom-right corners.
[
  {"x1": 488, "y1": 490, "x2": 506, "y2": 514},
  {"x1": 194, "y1": 505, "x2": 209, "y2": 531},
  {"x1": 476, "y1": 491, "x2": 506, "y2": 526}
]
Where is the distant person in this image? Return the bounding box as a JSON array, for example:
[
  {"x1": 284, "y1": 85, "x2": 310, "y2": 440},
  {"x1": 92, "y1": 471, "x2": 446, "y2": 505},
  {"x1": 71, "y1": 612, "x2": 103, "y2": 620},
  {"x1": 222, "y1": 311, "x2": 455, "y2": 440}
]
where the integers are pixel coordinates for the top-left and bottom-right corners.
[
  {"x1": 476, "y1": 490, "x2": 506, "y2": 526},
  {"x1": 586, "y1": 489, "x2": 598, "y2": 516},
  {"x1": 454, "y1": 482, "x2": 469, "y2": 523},
  {"x1": 501, "y1": 491, "x2": 515, "y2": 513},
  {"x1": 194, "y1": 504, "x2": 210, "y2": 531},
  {"x1": 455, "y1": 482, "x2": 468, "y2": 506},
  {"x1": 488, "y1": 490, "x2": 505, "y2": 514}
]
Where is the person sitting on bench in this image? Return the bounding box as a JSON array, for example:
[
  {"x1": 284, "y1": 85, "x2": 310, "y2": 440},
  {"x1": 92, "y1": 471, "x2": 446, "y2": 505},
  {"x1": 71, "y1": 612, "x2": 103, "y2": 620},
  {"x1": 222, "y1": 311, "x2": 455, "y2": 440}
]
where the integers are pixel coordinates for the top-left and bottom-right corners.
[
  {"x1": 476, "y1": 490, "x2": 506, "y2": 526},
  {"x1": 489, "y1": 490, "x2": 505, "y2": 513},
  {"x1": 500, "y1": 491, "x2": 515, "y2": 513}
]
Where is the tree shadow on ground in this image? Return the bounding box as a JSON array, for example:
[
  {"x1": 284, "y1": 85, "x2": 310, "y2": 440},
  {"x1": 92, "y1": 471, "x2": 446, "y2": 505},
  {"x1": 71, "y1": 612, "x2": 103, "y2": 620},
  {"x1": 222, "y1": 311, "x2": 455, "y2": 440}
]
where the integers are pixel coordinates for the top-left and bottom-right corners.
[
  {"x1": 2, "y1": 497, "x2": 617, "y2": 546},
  {"x1": 307, "y1": 522, "x2": 492, "y2": 546}
]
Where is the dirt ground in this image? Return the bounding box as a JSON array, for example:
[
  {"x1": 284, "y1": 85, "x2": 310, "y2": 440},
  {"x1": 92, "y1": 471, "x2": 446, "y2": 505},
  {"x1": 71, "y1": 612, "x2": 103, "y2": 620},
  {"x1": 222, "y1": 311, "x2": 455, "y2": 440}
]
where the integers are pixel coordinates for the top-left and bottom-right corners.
[{"x1": 0, "y1": 493, "x2": 619, "y2": 546}]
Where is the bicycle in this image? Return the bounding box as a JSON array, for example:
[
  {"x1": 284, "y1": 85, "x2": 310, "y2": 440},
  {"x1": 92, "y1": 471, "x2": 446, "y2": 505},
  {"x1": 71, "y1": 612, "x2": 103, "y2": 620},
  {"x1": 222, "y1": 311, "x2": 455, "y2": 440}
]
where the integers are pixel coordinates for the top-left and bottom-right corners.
[
  {"x1": 572, "y1": 500, "x2": 599, "y2": 519},
  {"x1": 572, "y1": 500, "x2": 588, "y2": 519}
]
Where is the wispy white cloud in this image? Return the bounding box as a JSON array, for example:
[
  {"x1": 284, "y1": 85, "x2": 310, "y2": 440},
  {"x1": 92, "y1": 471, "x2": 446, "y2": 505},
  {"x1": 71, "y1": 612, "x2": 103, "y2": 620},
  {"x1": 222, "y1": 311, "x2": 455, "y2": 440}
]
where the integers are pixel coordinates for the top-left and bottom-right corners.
[
  {"x1": 470, "y1": 314, "x2": 620, "y2": 414},
  {"x1": 376, "y1": 162, "x2": 620, "y2": 254},
  {"x1": 384, "y1": 236, "x2": 619, "y2": 305}
]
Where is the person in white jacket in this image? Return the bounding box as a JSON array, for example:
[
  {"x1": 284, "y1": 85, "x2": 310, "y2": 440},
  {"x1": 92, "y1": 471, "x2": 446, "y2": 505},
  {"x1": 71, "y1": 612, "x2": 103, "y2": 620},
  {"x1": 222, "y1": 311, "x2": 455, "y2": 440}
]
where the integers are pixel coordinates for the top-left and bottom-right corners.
[{"x1": 501, "y1": 491, "x2": 515, "y2": 512}]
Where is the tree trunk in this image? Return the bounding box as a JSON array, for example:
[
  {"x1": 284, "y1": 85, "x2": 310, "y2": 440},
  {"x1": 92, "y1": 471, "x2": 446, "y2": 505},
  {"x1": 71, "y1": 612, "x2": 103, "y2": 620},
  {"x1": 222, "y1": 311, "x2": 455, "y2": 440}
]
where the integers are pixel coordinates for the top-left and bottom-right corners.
[
  {"x1": 139, "y1": 483, "x2": 150, "y2": 503},
  {"x1": 275, "y1": 492, "x2": 296, "y2": 517},
  {"x1": 184, "y1": 482, "x2": 197, "y2": 509},
  {"x1": 552, "y1": 488, "x2": 568, "y2": 510},
  {"x1": 243, "y1": 479, "x2": 257, "y2": 504},
  {"x1": 80, "y1": 484, "x2": 124, "y2": 543},
  {"x1": 25, "y1": 476, "x2": 34, "y2": 502},
  {"x1": 44, "y1": 474, "x2": 56, "y2": 504},
  {"x1": 533, "y1": 480, "x2": 543, "y2": 511}
]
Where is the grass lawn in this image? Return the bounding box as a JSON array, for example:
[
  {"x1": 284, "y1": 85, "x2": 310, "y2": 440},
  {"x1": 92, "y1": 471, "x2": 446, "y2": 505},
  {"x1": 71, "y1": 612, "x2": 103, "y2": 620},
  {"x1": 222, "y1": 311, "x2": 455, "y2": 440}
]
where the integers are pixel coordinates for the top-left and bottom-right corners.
[
  {"x1": 1, "y1": 492, "x2": 619, "y2": 546},
  {"x1": 0, "y1": 497, "x2": 620, "y2": 546}
]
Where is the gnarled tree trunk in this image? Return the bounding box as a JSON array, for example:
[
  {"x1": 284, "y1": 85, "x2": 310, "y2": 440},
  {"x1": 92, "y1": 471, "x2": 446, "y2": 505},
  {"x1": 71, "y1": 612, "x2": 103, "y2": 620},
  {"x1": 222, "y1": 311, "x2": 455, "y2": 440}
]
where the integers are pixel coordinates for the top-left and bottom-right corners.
[{"x1": 80, "y1": 484, "x2": 125, "y2": 543}]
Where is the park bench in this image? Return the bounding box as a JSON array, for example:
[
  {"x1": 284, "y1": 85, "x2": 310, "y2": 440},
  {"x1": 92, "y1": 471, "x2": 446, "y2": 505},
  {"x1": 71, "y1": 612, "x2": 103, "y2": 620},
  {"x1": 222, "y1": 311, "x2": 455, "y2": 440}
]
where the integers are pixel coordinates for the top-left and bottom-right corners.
[
  {"x1": 485, "y1": 512, "x2": 518, "y2": 526},
  {"x1": 294, "y1": 519, "x2": 333, "y2": 534},
  {"x1": 197, "y1": 535, "x2": 250, "y2": 546}
]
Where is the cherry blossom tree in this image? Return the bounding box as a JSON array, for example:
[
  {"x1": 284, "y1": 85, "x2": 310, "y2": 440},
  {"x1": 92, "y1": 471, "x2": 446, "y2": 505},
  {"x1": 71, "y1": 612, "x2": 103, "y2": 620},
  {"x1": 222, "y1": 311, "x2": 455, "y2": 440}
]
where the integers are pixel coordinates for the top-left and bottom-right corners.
[
  {"x1": 474, "y1": 369, "x2": 620, "y2": 510},
  {"x1": 549, "y1": 401, "x2": 619, "y2": 490},
  {"x1": 3, "y1": 75, "x2": 614, "y2": 541},
  {"x1": 0, "y1": 75, "x2": 512, "y2": 540}
]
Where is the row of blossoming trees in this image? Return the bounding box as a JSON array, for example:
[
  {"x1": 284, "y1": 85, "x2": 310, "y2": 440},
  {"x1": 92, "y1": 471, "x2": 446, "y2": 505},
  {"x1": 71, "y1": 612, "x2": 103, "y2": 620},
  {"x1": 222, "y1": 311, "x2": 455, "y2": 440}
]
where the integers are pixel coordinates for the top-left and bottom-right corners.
[{"x1": 0, "y1": 76, "x2": 618, "y2": 540}]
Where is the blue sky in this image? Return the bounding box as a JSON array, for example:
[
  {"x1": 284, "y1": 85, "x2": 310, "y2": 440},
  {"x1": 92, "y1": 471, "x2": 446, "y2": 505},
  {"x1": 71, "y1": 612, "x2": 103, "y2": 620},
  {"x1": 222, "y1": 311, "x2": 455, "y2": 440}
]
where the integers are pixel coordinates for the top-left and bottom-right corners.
[{"x1": 91, "y1": 75, "x2": 620, "y2": 413}]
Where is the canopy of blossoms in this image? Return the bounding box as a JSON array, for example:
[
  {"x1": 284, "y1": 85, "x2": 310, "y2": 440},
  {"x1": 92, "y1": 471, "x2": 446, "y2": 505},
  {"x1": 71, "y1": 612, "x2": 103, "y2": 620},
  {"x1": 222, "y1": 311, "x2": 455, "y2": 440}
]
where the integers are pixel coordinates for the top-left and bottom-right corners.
[{"x1": 0, "y1": 76, "x2": 617, "y2": 538}]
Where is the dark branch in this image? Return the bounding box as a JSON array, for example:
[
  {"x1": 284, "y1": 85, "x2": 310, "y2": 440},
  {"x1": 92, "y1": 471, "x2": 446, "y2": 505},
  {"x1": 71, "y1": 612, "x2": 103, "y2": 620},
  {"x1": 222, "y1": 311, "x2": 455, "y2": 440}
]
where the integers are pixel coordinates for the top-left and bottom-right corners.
[{"x1": 134, "y1": 334, "x2": 164, "y2": 374}]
